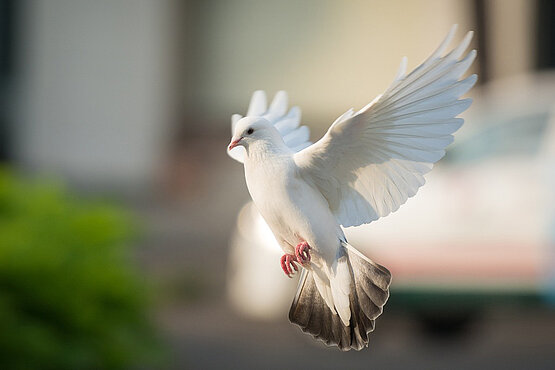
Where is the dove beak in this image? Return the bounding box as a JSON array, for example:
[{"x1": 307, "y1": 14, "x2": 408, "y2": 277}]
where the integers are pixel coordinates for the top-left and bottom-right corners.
[{"x1": 228, "y1": 137, "x2": 243, "y2": 151}]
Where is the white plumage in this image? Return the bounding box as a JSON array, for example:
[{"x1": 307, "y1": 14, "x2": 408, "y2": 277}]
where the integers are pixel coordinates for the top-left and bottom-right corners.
[{"x1": 227, "y1": 25, "x2": 476, "y2": 350}]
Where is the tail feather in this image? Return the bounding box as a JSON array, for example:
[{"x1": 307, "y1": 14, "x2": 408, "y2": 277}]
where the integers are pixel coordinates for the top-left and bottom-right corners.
[
  {"x1": 289, "y1": 269, "x2": 351, "y2": 347},
  {"x1": 312, "y1": 269, "x2": 337, "y2": 314},
  {"x1": 288, "y1": 242, "x2": 391, "y2": 351},
  {"x1": 329, "y1": 249, "x2": 352, "y2": 326}
]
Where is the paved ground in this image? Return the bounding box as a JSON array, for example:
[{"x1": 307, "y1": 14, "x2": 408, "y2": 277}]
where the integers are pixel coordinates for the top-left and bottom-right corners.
[{"x1": 158, "y1": 302, "x2": 555, "y2": 370}]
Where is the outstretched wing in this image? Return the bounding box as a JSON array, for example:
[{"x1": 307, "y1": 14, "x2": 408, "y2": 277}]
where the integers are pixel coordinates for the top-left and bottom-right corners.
[
  {"x1": 228, "y1": 91, "x2": 312, "y2": 163},
  {"x1": 294, "y1": 25, "x2": 477, "y2": 227}
]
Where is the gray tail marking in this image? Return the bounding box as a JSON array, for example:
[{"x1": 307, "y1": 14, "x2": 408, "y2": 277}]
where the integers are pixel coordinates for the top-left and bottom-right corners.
[{"x1": 288, "y1": 242, "x2": 392, "y2": 351}]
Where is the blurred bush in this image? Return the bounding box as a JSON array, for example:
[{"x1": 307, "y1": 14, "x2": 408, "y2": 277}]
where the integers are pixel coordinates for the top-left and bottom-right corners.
[{"x1": 0, "y1": 168, "x2": 161, "y2": 369}]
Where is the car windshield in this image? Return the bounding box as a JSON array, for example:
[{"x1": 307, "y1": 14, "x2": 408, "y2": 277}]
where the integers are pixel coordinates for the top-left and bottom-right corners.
[{"x1": 443, "y1": 111, "x2": 550, "y2": 164}]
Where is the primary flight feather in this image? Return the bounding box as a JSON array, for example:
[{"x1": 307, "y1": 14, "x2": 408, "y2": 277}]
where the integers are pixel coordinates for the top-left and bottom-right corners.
[{"x1": 227, "y1": 25, "x2": 476, "y2": 351}]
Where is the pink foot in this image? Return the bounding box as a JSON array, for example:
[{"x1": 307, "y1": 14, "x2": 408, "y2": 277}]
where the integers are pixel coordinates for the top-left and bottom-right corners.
[
  {"x1": 280, "y1": 254, "x2": 298, "y2": 278},
  {"x1": 295, "y1": 241, "x2": 311, "y2": 265}
]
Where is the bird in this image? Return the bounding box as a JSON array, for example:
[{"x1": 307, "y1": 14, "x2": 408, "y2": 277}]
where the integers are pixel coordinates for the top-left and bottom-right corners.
[{"x1": 227, "y1": 25, "x2": 477, "y2": 351}]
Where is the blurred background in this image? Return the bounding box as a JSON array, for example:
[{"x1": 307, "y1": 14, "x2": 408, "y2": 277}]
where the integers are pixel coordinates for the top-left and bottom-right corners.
[{"x1": 1, "y1": 0, "x2": 554, "y2": 369}]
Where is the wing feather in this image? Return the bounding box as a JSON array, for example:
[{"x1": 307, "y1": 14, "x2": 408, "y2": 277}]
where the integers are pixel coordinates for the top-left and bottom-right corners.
[
  {"x1": 246, "y1": 90, "x2": 267, "y2": 116},
  {"x1": 294, "y1": 27, "x2": 477, "y2": 227}
]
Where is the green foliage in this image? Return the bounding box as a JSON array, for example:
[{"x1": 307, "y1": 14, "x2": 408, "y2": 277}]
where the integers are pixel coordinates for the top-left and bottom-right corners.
[{"x1": 0, "y1": 168, "x2": 161, "y2": 370}]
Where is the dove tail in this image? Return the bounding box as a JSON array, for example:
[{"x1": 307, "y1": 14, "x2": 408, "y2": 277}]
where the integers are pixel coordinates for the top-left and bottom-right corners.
[{"x1": 288, "y1": 242, "x2": 391, "y2": 351}]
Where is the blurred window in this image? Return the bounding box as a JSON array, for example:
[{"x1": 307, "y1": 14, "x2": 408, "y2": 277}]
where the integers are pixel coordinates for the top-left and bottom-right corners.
[
  {"x1": 0, "y1": 0, "x2": 16, "y2": 161},
  {"x1": 444, "y1": 111, "x2": 549, "y2": 164}
]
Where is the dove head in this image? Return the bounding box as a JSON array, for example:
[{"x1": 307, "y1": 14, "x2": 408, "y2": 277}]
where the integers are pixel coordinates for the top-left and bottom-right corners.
[{"x1": 228, "y1": 117, "x2": 282, "y2": 153}]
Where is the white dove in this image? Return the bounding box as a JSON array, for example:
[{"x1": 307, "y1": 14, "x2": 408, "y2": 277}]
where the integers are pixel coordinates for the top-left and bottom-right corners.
[{"x1": 227, "y1": 25, "x2": 477, "y2": 351}]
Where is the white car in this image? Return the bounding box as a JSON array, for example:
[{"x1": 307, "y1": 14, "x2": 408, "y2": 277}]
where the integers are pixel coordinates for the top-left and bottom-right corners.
[{"x1": 348, "y1": 103, "x2": 554, "y2": 309}]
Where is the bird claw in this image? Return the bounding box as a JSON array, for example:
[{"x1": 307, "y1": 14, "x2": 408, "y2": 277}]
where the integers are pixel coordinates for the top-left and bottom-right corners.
[
  {"x1": 295, "y1": 241, "x2": 311, "y2": 265},
  {"x1": 280, "y1": 254, "x2": 298, "y2": 278}
]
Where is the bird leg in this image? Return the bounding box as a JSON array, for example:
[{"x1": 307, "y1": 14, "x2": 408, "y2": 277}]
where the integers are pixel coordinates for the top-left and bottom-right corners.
[
  {"x1": 295, "y1": 241, "x2": 311, "y2": 265},
  {"x1": 280, "y1": 254, "x2": 298, "y2": 278}
]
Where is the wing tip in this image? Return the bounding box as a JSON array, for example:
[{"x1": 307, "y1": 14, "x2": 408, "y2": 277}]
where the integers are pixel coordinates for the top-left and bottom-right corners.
[
  {"x1": 460, "y1": 97, "x2": 473, "y2": 107},
  {"x1": 394, "y1": 56, "x2": 408, "y2": 82},
  {"x1": 435, "y1": 24, "x2": 458, "y2": 57},
  {"x1": 247, "y1": 90, "x2": 268, "y2": 116},
  {"x1": 467, "y1": 73, "x2": 479, "y2": 87}
]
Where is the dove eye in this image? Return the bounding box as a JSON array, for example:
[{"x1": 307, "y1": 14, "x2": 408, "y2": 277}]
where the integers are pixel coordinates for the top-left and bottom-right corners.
[{"x1": 247, "y1": 128, "x2": 254, "y2": 135}]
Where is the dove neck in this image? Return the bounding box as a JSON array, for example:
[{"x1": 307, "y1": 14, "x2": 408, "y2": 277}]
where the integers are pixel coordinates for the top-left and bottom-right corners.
[{"x1": 246, "y1": 139, "x2": 291, "y2": 163}]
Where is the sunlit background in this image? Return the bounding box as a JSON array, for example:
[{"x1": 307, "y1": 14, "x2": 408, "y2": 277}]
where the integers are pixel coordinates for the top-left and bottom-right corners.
[{"x1": 1, "y1": 0, "x2": 554, "y2": 369}]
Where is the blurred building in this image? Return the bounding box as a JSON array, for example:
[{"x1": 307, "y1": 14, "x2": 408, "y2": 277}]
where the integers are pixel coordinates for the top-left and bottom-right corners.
[
  {"x1": 3, "y1": 0, "x2": 177, "y2": 192},
  {"x1": 1, "y1": 0, "x2": 554, "y2": 194}
]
